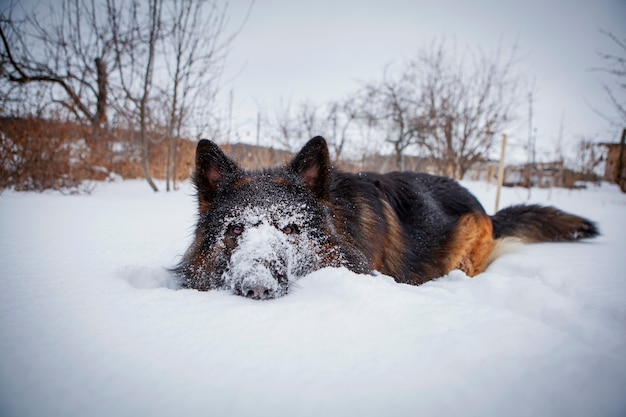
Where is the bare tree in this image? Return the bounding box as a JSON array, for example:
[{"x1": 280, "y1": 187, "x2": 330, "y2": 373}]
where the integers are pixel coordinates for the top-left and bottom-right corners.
[
  {"x1": 261, "y1": 96, "x2": 358, "y2": 163},
  {"x1": 1, "y1": 0, "x2": 113, "y2": 128},
  {"x1": 109, "y1": 0, "x2": 164, "y2": 192},
  {"x1": 357, "y1": 41, "x2": 521, "y2": 176},
  {"x1": 593, "y1": 30, "x2": 626, "y2": 127},
  {"x1": 413, "y1": 40, "x2": 521, "y2": 179},
  {"x1": 325, "y1": 97, "x2": 358, "y2": 162},
  {"x1": 160, "y1": 0, "x2": 238, "y2": 191},
  {"x1": 361, "y1": 66, "x2": 420, "y2": 171},
  {"x1": 572, "y1": 138, "x2": 605, "y2": 180},
  {"x1": 263, "y1": 99, "x2": 308, "y2": 152},
  {"x1": 2, "y1": 0, "x2": 242, "y2": 191}
]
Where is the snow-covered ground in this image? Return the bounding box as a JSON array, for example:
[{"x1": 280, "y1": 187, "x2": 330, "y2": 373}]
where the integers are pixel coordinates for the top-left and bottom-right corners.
[{"x1": 1, "y1": 179, "x2": 625, "y2": 417}]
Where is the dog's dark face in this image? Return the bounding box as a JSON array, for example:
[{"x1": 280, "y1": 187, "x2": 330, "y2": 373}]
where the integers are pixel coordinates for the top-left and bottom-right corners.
[{"x1": 177, "y1": 137, "x2": 347, "y2": 299}]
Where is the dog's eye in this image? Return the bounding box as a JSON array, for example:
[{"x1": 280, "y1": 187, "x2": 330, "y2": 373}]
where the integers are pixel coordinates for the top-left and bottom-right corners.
[
  {"x1": 230, "y1": 225, "x2": 244, "y2": 236},
  {"x1": 281, "y1": 225, "x2": 298, "y2": 235}
]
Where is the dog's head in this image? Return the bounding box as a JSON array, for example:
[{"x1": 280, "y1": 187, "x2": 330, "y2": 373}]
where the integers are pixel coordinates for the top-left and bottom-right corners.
[{"x1": 177, "y1": 136, "x2": 346, "y2": 299}]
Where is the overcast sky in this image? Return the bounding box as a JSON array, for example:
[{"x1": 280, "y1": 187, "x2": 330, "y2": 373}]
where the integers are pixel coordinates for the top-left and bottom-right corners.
[{"x1": 220, "y1": 0, "x2": 626, "y2": 156}]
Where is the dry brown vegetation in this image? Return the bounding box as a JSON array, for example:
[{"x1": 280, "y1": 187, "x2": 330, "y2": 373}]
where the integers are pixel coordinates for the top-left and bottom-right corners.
[
  {"x1": 0, "y1": 117, "x2": 195, "y2": 193},
  {"x1": 1, "y1": 117, "x2": 609, "y2": 194}
]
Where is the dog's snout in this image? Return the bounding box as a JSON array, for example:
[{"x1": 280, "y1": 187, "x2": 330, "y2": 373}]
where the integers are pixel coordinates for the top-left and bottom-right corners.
[
  {"x1": 241, "y1": 282, "x2": 273, "y2": 300},
  {"x1": 237, "y1": 260, "x2": 289, "y2": 300}
]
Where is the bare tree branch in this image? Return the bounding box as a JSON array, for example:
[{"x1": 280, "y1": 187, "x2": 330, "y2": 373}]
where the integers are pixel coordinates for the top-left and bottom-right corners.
[
  {"x1": 591, "y1": 30, "x2": 626, "y2": 127},
  {"x1": 1, "y1": 0, "x2": 112, "y2": 127}
]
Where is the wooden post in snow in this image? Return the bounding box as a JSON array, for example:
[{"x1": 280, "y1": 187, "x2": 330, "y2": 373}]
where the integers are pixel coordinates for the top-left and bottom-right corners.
[
  {"x1": 618, "y1": 128, "x2": 626, "y2": 192},
  {"x1": 495, "y1": 134, "x2": 508, "y2": 212}
]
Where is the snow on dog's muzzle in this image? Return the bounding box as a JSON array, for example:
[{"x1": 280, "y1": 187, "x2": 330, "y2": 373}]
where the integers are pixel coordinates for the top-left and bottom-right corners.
[
  {"x1": 223, "y1": 224, "x2": 291, "y2": 300},
  {"x1": 236, "y1": 260, "x2": 288, "y2": 300}
]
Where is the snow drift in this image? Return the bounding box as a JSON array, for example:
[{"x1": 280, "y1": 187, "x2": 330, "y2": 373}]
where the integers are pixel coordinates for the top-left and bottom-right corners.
[{"x1": 0, "y1": 180, "x2": 625, "y2": 417}]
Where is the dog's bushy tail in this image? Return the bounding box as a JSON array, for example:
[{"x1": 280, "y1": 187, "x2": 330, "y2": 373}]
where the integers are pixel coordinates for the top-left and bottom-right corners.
[{"x1": 491, "y1": 204, "x2": 599, "y2": 243}]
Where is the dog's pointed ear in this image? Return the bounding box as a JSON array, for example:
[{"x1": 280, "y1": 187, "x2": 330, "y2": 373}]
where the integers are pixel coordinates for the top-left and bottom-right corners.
[
  {"x1": 194, "y1": 139, "x2": 238, "y2": 207},
  {"x1": 289, "y1": 136, "x2": 331, "y2": 200}
]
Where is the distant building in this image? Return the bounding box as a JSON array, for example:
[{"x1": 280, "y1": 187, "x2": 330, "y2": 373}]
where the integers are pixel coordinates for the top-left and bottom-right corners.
[
  {"x1": 503, "y1": 161, "x2": 566, "y2": 188},
  {"x1": 600, "y1": 128, "x2": 626, "y2": 192}
]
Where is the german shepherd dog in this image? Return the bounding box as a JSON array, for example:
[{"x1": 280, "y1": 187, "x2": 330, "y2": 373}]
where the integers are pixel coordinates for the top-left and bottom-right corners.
[{"x1": 175, "y1": 136, "x2": 598, "y2": 299}]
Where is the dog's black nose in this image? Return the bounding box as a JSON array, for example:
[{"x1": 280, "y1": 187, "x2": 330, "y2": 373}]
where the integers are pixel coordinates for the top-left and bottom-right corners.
[{"x1": 242, "y1": 283, "x2": 273, "y2": 300}]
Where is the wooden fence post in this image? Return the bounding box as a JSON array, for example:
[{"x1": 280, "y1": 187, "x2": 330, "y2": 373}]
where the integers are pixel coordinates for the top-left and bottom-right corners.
[{"x1": 495, "y1": 134, "x2": 508, "y2": 212}]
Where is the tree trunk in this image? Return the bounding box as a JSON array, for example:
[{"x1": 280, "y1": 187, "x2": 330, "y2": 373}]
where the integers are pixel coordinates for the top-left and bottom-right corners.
[
  {"x1": 172, "y1": 139, "x2": 179, "y2": 190},
  {"x1": 141, "y1": 143, "x2": 158, "y2": 192},
  {"x1": 138, "y1": 0, "x2": 161, "y2": 192},
  {"x1": 93, "y1": 57, "x2": 108, "y2": 128},
  {"x1": 395, "y1": 147, "x2": 402, "y2": 171},
  {"x1": 166, "y1": 136, "x2": 172, "y2": 191}
]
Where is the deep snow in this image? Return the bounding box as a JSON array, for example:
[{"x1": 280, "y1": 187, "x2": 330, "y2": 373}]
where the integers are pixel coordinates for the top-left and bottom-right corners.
[{"x1": 1, "y1": 179, "x2": 625, "y2": 417}]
